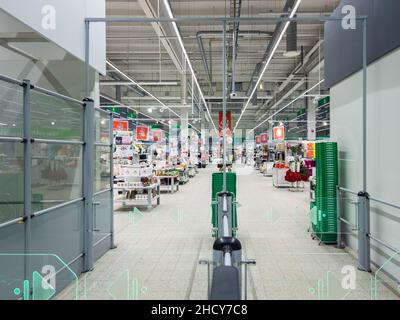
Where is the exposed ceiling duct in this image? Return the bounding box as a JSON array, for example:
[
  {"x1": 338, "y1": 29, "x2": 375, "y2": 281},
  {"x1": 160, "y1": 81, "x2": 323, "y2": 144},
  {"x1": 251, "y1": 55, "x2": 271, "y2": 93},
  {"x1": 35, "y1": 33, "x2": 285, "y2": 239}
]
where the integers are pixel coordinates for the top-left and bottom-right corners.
[
  {"x1": 245, "y1": 0, "x2": 297, "y2": 97},
  {"x1": 196, "y1": 30, "x2": 272, "y2": 95},
  {"x1": 284, "y1": 18, "x2": 300, "y2": 57}
]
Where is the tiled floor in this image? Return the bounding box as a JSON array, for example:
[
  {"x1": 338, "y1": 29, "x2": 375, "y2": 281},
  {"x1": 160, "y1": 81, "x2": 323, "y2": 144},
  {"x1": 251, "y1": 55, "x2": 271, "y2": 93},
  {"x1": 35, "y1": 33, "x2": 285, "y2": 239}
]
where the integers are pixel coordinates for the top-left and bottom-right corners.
[{"x1": 56, "y1": 165, "x2": 400, "y2": 300}]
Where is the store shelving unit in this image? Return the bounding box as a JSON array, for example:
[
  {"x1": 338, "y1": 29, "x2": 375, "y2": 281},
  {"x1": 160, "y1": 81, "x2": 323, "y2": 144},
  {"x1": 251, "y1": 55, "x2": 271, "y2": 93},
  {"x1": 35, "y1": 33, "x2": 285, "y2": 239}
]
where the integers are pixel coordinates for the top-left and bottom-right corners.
[
  {"x1": 158, "y1": 175, "x2": 179, "y2": 193},
  {"x1": 114, "y1": 183, "x2": 160, "y2": 210},
  {"x1": 188, "y1": 164, "x2": 197, "y2": 178},
  {"x1": 178, "y1": 167, "x2": 189, "y2": 184}
]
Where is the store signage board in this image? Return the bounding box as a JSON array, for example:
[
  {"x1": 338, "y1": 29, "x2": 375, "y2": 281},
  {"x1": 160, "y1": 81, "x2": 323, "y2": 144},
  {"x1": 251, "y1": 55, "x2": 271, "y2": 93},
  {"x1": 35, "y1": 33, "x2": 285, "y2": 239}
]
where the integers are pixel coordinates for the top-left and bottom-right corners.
[
  {"x1": 113, "y1": 120, "x2": 129, "y2": 131},
  {"x1": 126, "y1": 109, "x2": 137, "y2": 119},
  {"x1": 136, "y1": 126, "x2": 149, "y2": 141},
  {"x1": 260, "y1": 133, "x2": 268, "y2": 144},
  {"x1": 152, "y1": 129, "x2": 163, "y2": 143},
  {"x1": 255, "y1": 136, "x2": 261, "y2": 144},
  {"x1": 273, "y1": 126, "x2": 285, "y2": 141}
]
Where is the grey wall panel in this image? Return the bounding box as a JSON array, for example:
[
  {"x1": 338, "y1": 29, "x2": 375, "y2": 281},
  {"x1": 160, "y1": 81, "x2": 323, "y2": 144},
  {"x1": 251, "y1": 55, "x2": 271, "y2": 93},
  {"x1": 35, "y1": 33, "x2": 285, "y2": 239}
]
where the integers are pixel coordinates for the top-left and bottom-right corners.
[
  {"x1": 93, "y1": 235, "x2": 111, "y2": 263},
  {"x1": 93, "y1": 191, "x2": 112, "y2": 245},
  {"x1": 0, "y1": 223, "x2": 25, "y2": 300},
  {"x1": 31, "y1": 201, "x2": 84, "y2": 271},
  {"x1": 325, "y1": 0, "x2": 400, "y2": 88}
]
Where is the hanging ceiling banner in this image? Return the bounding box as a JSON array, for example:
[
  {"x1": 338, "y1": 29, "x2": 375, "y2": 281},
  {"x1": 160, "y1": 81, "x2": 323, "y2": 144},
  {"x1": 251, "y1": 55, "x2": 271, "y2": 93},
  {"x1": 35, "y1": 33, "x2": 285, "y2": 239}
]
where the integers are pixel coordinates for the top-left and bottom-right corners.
[
  {"x1": 255, "y1": 136, "x2": 261, "y2": 145},
  {"x1": 113, "y1": 120, "x2": 129, "y2": 131},
  {"x1": 218, "y1": 111, "x2": 232, "y2": 138},
  {"x1": 152, "y1": 129, "x2": 163, "y2": 143},
  {"x1": 273, "y1": 126, "x2": 285, "y2": 141},
  {"x1": 136, "y1": 126, "x2": 149, "y2": 141},
  {"x1": 260, "y1": 133, "x2": 269, "y2": 144}
]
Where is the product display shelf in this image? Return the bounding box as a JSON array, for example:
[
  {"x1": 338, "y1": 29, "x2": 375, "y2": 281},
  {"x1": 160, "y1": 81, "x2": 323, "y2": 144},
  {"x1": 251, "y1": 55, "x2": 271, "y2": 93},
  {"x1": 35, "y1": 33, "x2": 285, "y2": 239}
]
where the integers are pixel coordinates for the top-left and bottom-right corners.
[
  {"x1": 157, "y1": 175, "x2": 179, "y2": 193},
  {"x1": 188, "y1": 164, "x2": 197, "y2": 178},
  {"x1": 114, "y1": 182, "x2": 160, "y2": 210},
  {"x1": 177, "y1": 167, "x2": 189, "y2": 184},
  {"x1": 272, "y1": 166, "x2": 291, "y2": 188}
]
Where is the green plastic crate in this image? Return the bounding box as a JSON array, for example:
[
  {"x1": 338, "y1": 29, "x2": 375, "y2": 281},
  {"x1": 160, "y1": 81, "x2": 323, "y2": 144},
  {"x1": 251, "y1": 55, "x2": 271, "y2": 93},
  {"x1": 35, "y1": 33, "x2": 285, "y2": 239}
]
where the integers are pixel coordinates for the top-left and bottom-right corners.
[
  {"x1": 211, "y1": 172, "x2": 238, "y2": 236},
  {"x1": 313, "y1": 142, "x2": 338, "y2": 243}
]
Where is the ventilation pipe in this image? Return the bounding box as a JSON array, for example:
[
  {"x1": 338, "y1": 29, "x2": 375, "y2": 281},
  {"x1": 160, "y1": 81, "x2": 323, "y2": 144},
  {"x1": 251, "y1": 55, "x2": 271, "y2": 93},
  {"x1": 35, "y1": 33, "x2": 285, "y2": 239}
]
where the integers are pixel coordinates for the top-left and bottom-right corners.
[
  {"x1": 283, "y1": 17, "x2": 300, "y2": 57},
  {"x1": 231, "y1": 0, "x2": 242, "y2": 97}
]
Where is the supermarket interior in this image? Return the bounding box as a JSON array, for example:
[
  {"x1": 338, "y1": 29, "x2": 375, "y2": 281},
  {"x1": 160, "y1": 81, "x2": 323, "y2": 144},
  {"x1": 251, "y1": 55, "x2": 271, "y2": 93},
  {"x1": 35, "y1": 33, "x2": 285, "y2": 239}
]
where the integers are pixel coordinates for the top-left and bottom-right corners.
[{"x1": 0, "y1": 0, "x2": 400, "y2": 301}]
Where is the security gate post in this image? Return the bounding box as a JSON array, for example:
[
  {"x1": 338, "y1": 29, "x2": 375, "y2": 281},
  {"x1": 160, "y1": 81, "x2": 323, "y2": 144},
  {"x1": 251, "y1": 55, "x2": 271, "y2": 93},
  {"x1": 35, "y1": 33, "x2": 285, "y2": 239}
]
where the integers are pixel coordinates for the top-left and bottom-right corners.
[
  {"x1": 357, "y1": 191, "x2": 371, "y2": 272},
  {"x1": 83, "y1": 98, "x2": 94, "y2": 271}
]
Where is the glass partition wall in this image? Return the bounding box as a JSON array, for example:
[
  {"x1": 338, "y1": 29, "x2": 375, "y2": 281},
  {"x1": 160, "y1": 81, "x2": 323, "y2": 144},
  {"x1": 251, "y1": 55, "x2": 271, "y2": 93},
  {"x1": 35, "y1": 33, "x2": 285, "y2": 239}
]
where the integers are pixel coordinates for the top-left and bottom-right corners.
[{"x1": 0, "y1": 74, "x2": 113, "y2": 300}]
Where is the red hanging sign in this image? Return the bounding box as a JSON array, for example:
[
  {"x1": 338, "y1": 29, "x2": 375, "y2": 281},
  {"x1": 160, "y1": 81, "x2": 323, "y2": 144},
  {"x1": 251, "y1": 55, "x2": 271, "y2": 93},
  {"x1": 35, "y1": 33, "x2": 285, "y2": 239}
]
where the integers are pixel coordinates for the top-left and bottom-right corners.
[
  {"x1": 136, "y1": 126, "x2": 149, "y2": 141},
  {"x1": 273, "y1": 126, "x2": 285, "y2": 140},
  {"x1": 260, "y1": 133, "x2": 269, "y2": 144},
  {"x1": 218, "y1": 111, "x2": 232, "y2": 137},
  {"x1": 113, "y1": 120, "x2": 129, "y2": 131},
  {"x1": 152, "y1": 129, "x2": 163, "y2": 143},
  {"x1": 255, "y1": 136, "x2": 261, "y2": 144}
]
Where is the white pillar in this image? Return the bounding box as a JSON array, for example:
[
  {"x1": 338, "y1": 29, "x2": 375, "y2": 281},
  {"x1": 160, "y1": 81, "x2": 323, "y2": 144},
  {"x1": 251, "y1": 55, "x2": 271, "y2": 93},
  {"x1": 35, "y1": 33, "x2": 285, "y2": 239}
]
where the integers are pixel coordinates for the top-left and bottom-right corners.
[
  {"x1": 180, "y1": 67, "x2": 189, "y2": 162},
  {"x1": 307, "y1": 97, "x2": 316, "y2": 141}
]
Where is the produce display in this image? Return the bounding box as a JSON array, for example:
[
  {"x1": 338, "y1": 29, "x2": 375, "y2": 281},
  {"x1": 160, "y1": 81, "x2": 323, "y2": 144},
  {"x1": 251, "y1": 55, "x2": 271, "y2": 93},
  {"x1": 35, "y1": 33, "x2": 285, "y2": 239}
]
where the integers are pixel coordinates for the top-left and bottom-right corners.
[{"x1": 155, "y1": 169, "x2": 179, "y2": 176}]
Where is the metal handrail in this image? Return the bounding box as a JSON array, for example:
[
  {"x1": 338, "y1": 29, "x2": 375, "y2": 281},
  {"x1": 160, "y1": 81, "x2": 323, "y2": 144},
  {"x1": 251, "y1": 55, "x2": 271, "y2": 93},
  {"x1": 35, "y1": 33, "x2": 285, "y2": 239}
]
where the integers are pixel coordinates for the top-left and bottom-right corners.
[
  {"x1": 338, "y1": 187, "x2": 400, "y2": 210},
  {"x1": 0, "y1": 74, "x2": 22, "y2": 85},
  {"x1": 33, "y1": 197, "x2": 84, "y2": 217},
  {"x1": 0, "y1": 136, "x2": 24, "y2": 142},
  {"x1": 369, "y1": 196, "x2": 400, "y2": 211},
  {"x1": 368, "y1": 234, "x2": 400, "y2": 255},
  {"x1": 338, "y1": 186, "x2": 358, "y2": 196},
  {"x1": 93, "y1": 188, "x2": 112, "y2": 197},
  {"x1": 0, "y1": 217, "x2": 24, "y2": 229},
  {"x1": 33, "y1": 138, "x2": 84, "y2": 145},
  {"x1": 32, "y1": 85, "x2": 84, "y2": 106}
]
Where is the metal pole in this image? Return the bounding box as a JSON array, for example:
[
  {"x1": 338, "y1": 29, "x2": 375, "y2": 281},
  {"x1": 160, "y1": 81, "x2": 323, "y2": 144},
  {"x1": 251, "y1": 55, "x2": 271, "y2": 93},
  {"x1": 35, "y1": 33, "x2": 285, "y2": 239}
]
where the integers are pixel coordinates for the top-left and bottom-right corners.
[
  {"x1": 362, "y1": 19, "x2": 367, "y2": 192},
  {"x1": 336, "y1": 186, "x2": 345, "y2": 248},
  {"x1": 222, "y1": 21, "x2": 227, "y2": 192},
  {"x1": 22, "y1": 79, "x2": 32, "y2": 298},
  {"x1": 231, "y1": 32, "x2": 237, "y2": 95},
  {"x1": 244, "y1": 263, "x2": 248, "y2": 300},
  {"x1": 357, "y1": 191, "x2": 371, "y2": 272},
  {"x1": 83, "y1": 98, "x2": 95, "y2": 271},
  {"x1": 109, "y1": 112, "x2": 116, "y2": 249},
  {"x1": 84, "y1": 21, "x2": 90, "y2": 98}
]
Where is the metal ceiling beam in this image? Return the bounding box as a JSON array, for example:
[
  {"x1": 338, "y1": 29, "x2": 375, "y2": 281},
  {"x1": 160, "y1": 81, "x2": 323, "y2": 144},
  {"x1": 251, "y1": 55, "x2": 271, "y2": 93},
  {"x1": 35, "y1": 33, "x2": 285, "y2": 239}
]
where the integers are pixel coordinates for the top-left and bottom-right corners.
[
  {"x1": 137, "y1": 0, "x2": 183, "y2": 73},
  {"x1": 100, "y1": 80, "x2": 179, "y2": 86},
  {"x1": 244, "y1": 0, "x2": 296, "y2": 96}
]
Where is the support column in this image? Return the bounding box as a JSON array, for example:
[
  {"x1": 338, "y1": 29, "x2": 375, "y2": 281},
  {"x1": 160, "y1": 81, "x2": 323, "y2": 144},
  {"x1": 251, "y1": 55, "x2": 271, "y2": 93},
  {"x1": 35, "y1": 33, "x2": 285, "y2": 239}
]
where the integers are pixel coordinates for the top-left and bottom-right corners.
[
  {"x1": 83, "y1": 98, "x2": 95, "y2": 272},
  {"x1": 307, "y1": 94, "x2": 316, "y2": 141},
  {"x1": 22, "y1": 79, "x2": 32, "y2": 297},
  {"x1": 181, "y1": 61, "x2": 189, "y2": 162},
  {"x1": 201, "y1": 109, "x2": 208, "y2": 165}
]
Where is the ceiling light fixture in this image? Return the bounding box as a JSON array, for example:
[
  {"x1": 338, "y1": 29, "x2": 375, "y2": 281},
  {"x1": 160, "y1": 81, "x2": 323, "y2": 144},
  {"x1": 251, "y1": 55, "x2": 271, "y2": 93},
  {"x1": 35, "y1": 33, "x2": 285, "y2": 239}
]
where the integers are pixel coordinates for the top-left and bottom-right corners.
[
  {"x1": 250, "y1": 79, "x2": 324, "y2": 133},
  {"x1": 234, "y1": 0, "x2": 303, "y2": 131},
  {"x1": 163, "y1": 0, "x2": 217, "y2": 133},
  {"x1": 100, "y1": 95, "x2": 167, "y2": 126},
  {"x1": 106, "y1": 60, "x2": 180, "y2": 118},
  {"x1": 148, "y1": 107, "x2": 153, "y2": 113}
]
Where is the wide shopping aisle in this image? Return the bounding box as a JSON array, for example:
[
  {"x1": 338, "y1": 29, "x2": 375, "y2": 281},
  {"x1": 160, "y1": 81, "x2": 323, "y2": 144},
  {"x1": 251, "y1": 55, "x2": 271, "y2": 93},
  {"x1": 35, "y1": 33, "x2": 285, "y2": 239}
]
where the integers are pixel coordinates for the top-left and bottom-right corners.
[
  {"x1": 1, "y1": 0, "x2": 400, "y2": 308},
  {"x1": 57, "y1": 164, "x2": 398, "y2": 300}
]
